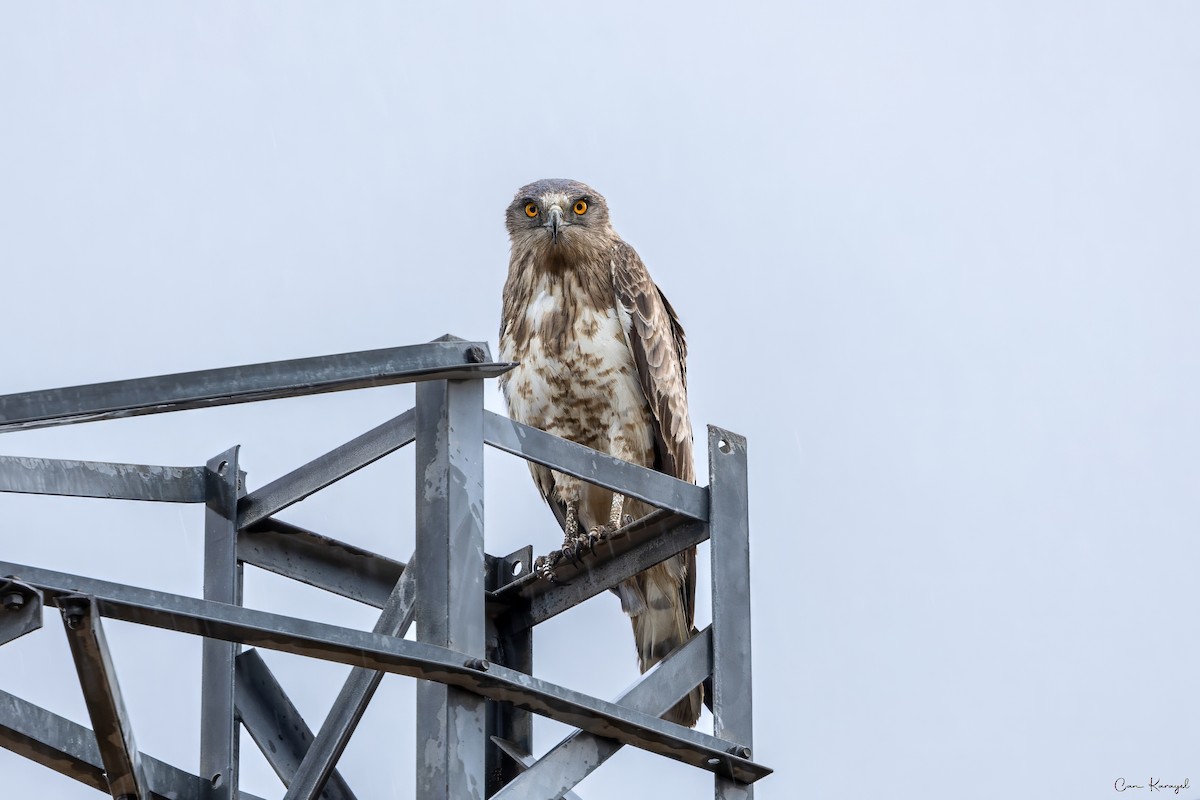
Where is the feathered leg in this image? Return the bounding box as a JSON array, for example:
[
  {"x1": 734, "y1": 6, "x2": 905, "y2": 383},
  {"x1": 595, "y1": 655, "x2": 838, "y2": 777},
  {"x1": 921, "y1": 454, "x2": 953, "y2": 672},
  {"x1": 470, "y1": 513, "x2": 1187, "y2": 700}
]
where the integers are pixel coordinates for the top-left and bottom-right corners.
[
  {"x1": 559, "y1": 501, "x2": 589, "y2": 562},
  {"x1": 607, "y1": 492, "x2": 625, "y2": 530},
  {"x1": 586, "y1": 491, "x2": 628, "y2": 550},
  {"x1": 534, "y1": 491, "x2": 597, "y2": 578}
]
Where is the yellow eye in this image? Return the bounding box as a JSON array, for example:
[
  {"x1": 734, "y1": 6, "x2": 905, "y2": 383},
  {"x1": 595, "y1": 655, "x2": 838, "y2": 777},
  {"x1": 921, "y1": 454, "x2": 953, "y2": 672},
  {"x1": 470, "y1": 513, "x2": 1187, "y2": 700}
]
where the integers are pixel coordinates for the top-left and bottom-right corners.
[
  {"x1": 524, "y1": 202, "x2": 538, "y2": 218},
  {"x1": 573, "y1": 200, "x2": 588, "y2": 215}
]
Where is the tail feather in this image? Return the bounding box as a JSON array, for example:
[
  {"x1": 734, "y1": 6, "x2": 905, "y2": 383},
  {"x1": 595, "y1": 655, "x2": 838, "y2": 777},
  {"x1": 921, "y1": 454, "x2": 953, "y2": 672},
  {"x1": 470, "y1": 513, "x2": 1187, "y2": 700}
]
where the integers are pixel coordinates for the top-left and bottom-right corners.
[{"x1": 622, "y1": 553, "x2": 703, "y2": 727}]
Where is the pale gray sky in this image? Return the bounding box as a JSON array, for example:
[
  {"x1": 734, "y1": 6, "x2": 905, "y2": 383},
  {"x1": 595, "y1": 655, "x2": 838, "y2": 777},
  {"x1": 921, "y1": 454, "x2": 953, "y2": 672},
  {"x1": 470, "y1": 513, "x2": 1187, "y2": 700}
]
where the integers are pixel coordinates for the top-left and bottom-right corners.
[{"x1": 1, "y1": 3, "x2": 1198, "y2": 799}]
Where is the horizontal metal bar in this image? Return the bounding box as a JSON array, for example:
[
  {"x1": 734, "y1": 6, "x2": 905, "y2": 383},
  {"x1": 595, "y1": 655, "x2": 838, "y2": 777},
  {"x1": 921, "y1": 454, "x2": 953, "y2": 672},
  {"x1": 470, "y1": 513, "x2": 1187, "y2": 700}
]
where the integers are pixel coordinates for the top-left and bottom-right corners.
[
  {"x1": 239, "y1": 520, "x2": 517, "y2": 618},
  {"x1": 492, "y1": 627, "x2": 712, "y2": 800},
  {"x1": 237, "y1": 409, "x2": 416, "y2": 529},
  {"x1": 483, "y1": 411, "x2": 709, "y2": 522},
  {"x1": 235, "y1": 649, "x2": 357, "y2": 800},
  {"x1": 0, "y1": 341, "x2": 513, "y2": 433},
  {"x1": 492, "y1": 511, "x2": 710, "y2": 629},
  {"x1": 58, "y1": 595, "x2": 149, "y2": 800},
  {"x1": 488, "y1": 738, "x2": 584, "y2": 800},
  {"x1": 0, "y1": 689, "x2": 266, "y2": 800},
  {"x1": 0, "y1": 455, "x2": 206, "y2": 502},
  {"x1": 238, "y1": 518, "x2": 404, "y2": 609},
  {"x1": 284, "y1": 557, "x2": 417, "y2": 800},
  {"x1": 2, "y1": 563, "x2": 771, "y2": 784}
]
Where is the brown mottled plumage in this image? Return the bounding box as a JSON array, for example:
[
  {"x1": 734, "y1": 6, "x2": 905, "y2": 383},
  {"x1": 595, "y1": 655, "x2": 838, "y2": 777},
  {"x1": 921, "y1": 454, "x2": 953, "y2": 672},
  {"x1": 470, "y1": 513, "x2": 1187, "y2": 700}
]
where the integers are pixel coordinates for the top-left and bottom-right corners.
[{"x1": 498, "y1": 179, "x2": 702, "y2": 727}]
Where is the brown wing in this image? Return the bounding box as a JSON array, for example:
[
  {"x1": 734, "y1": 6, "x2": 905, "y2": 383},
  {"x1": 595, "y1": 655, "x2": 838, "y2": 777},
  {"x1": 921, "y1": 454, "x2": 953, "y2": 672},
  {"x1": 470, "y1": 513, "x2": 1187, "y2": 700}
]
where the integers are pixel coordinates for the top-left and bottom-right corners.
[
  {"x1": 611, "y1": 241, "x2": 694, "y2": 484},
  {"x1": 611, "y1": 241, "x2": 697, "y2": 630}
]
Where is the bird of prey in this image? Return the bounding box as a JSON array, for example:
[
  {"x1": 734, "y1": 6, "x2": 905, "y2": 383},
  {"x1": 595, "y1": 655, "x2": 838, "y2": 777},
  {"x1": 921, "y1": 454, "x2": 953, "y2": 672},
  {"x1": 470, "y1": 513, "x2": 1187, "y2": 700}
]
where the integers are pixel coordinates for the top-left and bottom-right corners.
[{"x1": 498, "y1": 178, "x2": 702, "y2": 727}]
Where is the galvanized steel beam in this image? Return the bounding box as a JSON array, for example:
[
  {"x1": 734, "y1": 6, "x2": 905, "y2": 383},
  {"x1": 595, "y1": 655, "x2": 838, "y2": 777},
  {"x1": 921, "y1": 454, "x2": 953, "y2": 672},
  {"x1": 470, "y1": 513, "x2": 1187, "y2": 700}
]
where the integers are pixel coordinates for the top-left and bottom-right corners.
[
  {"x1": 0, "y1": 689, "x2": 266, "y2": 800},
  {"x1": 485, "y1": 549, "x2": 534, "y2": 796},
  {"x1": 0, "y1": 341, "x2": 512, "y2": 432},
  {"x1": 238, "y1": 517, "x2": 404, "y2": 609},
  {"x1": 0, "y1": 456, "x2": 206, "y2": 502},
  {"x1": 237, "y1": 520, "x2": 517, "y2": 618},
  {"x1": 0, "y1": 563, "x2": 772, "y2": 783},
  {"x1": 234, "y1": 649, "x2": 356, "y2": 800},
  {"x1": 414, "y1": 380, "x2": 487, "y2": 800},
  {"x1": 202, "y1": 447, "x2": 242, "y2": 800},
  {"x1": 482, "y1": 411, "x2": 709, "y2": 522},
  {"x1": 493, "y1": 511, "x2": 710, "y2": 630},
  {"x1": 708, "y1": 426, "x2": 756, "y2": 799},
  {"x1": 237, "y1": 409, "x2": 416, "y2": 529},
  {"x1": 57, "y1": 595, "x2": 149, "y2": 800}
]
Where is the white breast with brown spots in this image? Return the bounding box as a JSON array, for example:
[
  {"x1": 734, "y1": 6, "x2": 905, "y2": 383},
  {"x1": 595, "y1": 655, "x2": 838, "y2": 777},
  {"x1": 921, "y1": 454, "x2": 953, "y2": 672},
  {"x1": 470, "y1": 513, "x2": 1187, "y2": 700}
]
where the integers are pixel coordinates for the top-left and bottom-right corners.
[{"x1": 499, "y1": 277, "x2": 656, "y2": 523}]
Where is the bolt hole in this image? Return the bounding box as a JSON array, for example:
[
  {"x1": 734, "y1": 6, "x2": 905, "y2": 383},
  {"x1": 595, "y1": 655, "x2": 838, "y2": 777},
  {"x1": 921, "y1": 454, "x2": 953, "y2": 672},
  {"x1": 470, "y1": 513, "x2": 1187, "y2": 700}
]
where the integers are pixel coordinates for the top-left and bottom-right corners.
[
  {"x1": 211, "y1": 773, "x2": 222, "y2": 788},
  {"x1": 706, "y1": 757, "x2": 721, "y2": 766},
  {"x1": 717, "y1": 439, "x2": 732, "y2": 454},
  {"x1": 511, "y1": 561, "x2": 524, "y2": 577},
  {"x1": 217, "y1": 461, "x2": 229, "y2": 476}
]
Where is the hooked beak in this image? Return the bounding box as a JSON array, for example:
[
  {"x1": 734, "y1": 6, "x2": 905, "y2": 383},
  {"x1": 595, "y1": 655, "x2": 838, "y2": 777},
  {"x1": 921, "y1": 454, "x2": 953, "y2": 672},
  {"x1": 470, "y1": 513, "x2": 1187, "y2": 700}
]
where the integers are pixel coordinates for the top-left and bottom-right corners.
[{"x1": 545, "y1": 206, "x2": 564, "y2": 244}]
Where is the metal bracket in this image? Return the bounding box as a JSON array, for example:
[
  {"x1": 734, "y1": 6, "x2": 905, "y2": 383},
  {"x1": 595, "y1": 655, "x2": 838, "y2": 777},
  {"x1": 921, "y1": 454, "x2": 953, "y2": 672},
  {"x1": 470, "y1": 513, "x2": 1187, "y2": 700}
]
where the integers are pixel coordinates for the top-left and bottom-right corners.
[{"x1": 0, "y1": 577, "x2": 42, "y2": 648}]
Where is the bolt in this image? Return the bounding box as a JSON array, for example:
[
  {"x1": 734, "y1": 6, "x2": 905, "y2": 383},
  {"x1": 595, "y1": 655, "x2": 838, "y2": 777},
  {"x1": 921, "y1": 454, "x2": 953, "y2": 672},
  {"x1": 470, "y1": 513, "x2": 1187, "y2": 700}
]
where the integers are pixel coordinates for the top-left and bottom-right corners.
[
  {"x1": 464, "y1": 658, "x2": 489, "y2": 671},
  {"x1": 727, "y1": 745, "x2": 752, "y2": 758},
  {"x1": 465, "y1": 345, "x2": 486, "y2": 364},
  {"x1": 2, "y1": 592, "x2": 24, "y2": 611},
  {"x1": 60, "y1": 598, "x2": 88, "y2": 629}
]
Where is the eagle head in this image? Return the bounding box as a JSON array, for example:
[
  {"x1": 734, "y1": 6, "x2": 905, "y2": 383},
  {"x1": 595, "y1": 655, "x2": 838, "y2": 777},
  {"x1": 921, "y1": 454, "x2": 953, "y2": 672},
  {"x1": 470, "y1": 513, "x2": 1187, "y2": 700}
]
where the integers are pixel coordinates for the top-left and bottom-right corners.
[{"x1": 505, "y1": 178, "x2": 614, "y2": 265}]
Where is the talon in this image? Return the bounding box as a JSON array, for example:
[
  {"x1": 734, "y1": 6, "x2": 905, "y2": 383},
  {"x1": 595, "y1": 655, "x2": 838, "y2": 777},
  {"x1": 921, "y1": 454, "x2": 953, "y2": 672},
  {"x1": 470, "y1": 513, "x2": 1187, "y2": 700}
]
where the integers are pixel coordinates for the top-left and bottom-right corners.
[
  {"x1": 588, "y1": 524, "x2": 613, "y2": 543},
  {"x1": 567, "y1": 536, "x2": 589, "y2": 566},
  {"x1": 534, "y1": 551, "x2": 563, "y2": 581}
]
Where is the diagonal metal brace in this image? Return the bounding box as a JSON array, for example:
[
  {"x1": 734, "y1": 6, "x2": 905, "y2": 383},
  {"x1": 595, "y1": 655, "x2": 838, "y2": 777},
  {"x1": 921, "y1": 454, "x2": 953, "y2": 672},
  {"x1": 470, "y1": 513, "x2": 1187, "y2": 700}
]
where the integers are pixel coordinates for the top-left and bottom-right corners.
[
  {"x1": 489, "y1": 738, "x2": 584, "y2": 800},
  {"x1": 491, "y1": 627, "x2": 713, "y2": 800},
  {"x1": 57, "y1": 594, "x2": 149, "y2": 800},
  {"x1": 238, "y1": 518, "x2": 404, "y2": 609},
  {"x1": 237, "y1": 408, "x2": 416, "y2": 529},
  {"x1": 0, "y1": 689, "x2": 266, "y2": 800},
  {"x1": 235, "y1": 649, "x2": 357, "y2": 800},
  {"x1": 282, "y1": 555, "x2": 418, "y2": 800}
]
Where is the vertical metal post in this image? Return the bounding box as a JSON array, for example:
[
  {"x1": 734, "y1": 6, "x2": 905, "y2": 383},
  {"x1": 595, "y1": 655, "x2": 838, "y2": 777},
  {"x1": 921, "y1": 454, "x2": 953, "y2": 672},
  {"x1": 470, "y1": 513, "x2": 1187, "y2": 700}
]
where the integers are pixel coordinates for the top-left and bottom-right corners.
[
  {"x1": 708, "y1": 427, "x2": 754, "y2": 800},
  {"x1": 202, "y1": 447, "x2": 241, "y2": 800},
  {"x1": 414, "y1": 380, "x2": 486, "y2": 800},
  {"x1": 485, "y1": 549, "x2": 533, "y2": 796}
]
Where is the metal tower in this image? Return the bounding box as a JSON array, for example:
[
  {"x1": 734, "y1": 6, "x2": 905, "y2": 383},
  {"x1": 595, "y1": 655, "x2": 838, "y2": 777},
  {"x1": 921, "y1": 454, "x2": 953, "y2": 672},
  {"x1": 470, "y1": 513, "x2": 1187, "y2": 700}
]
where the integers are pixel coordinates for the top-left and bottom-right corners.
[{"x1": 0, "y1": 336, "x2": 770, "y2": 799}]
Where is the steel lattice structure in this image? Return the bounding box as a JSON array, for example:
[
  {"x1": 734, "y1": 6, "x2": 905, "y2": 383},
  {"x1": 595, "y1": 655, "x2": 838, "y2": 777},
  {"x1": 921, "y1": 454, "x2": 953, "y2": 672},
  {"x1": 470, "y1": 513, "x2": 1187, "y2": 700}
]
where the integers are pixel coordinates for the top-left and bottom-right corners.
[{"x1": 0, "y1": 336, "x2": 770, "y2": 799}]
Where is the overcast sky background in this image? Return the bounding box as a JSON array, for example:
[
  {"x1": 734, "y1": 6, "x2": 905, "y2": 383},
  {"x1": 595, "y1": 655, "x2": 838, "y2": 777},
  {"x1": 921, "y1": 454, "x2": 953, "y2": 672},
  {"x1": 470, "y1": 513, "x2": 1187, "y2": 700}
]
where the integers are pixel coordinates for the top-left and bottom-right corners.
[{"x1": 2, "y1": 3, "x2": 1198, "y2": 799}]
